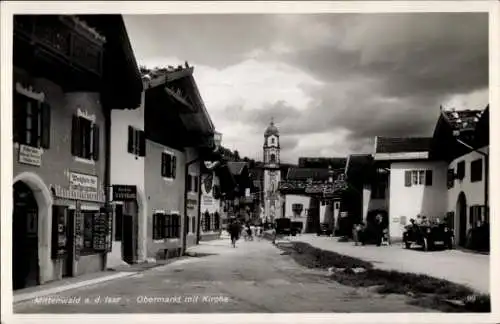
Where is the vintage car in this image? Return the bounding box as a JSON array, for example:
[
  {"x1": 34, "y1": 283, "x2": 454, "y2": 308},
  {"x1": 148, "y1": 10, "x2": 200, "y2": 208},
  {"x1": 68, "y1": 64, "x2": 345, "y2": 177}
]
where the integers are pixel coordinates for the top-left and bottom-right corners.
[
  {"x1": 317, "y1": 223, "x2": 333, "y2": 236},
  {"x1": 403, "y1": 223, "x2": 454, "y2": 251},
  {"x1": 290, "y1": 221, "x2": 303, "y2": 236},
  {"x1": 275, "y1": 218, "x2": 292, "y2": 235}
]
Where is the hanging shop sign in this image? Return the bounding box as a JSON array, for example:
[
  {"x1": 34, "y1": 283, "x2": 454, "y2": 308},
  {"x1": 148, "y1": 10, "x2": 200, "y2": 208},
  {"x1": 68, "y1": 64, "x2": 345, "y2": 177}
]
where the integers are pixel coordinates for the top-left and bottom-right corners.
[
  {"x1": 112, "y1": 185, "x2": 137, "y2": 201},
  {"x1": 18, "y1": 144, "x2": 43, "y2": 167},
  {"x1": 70, "y1": 172, "x2": 98, "y2": 192}
]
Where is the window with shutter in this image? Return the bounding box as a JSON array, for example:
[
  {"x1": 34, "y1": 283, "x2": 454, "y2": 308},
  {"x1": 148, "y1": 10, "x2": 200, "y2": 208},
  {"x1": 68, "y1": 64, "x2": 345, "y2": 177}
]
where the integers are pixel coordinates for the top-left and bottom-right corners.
[
  {"x1": 447, "y1": 169, "x2": 455, "y2": 189},
  {"x1": 470, "y1": 159, "x2": 483, "y2": 183},
  {"x1": 166, "y1": 154, "x2": 172, "y2": 177},
  {"x1": 425, "y1": 170, "x2": 433, "y2": 186},
  {"x1": 161, "y1": 153, "x2": 167, "y2": 177},
  {"x1": 40, "y1": 102, "x2": 51, "y2": 148},
  {"x1": 404, "y1": 171, "x2": 411, "y2": 187},
  {"x1": 172, "y1": 156, "x2": 177, "y2": 179},
  {"x1": 72, "y1": 115, "x2": 99, "y2": 161},
  {"x1": 71, "y1": 115, "x2": 81, "y2": 156}
]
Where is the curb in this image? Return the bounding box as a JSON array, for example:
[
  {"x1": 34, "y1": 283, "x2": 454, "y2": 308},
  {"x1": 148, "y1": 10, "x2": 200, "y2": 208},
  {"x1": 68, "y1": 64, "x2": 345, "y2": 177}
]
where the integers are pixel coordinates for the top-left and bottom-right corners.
[{"x1": 13, "y1": 271, "x2": 138, "y2": 304}]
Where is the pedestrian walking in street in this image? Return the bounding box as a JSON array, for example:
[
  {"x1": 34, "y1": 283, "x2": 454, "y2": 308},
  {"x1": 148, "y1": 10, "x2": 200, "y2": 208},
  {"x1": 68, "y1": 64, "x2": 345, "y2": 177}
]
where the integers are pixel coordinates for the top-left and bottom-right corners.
[
  {"x1": 245, "y1": 223, "x2": 253, "y2": 241},
  {"x1": 228, "y1": 219, "x2": 241, "y2": 248}
]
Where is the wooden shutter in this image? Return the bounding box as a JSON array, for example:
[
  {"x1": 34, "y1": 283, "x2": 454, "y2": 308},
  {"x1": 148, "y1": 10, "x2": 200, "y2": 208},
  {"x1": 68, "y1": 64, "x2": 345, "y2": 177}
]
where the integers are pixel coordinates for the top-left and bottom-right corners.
[
  {"x1": 127, "y1": 126, "x2": 134, "y2": 153},
  {"x1": 171, "y1": 155, "x2": 177, "y2": 179},
  {"x1": 164, "y1": 214, "x2": 170, "y2": 238},
  {"x1": 13, "y1": 92, "x2": 26, "y2": 144},
  {"x1": 92, "y1": 124, "x2": 100, "y2": 161},
  {"x1": 425, "y1": 170, "x2": 433, "y2": 186},
  {"x1": 138, "y1": 130, "x2": 146, "y2": 157},
  {"x1": 40, "y1": 102, "x2": 51, "y2": 149},
  {"x1": 30, "y1": 101, "x2": 40, "y2": 147},
  {"x1": 161, "y1": 153, "x2": 167, "y2": 177},
  {"x1": 71, "y1": 115, "x2": 81, "y2": 156},
  {"x1": 153, "y1": 214, "x2": 158, "y2": 240},
  {"x1": 404, "y1": 171, "x2": 411, "y2": 187}
]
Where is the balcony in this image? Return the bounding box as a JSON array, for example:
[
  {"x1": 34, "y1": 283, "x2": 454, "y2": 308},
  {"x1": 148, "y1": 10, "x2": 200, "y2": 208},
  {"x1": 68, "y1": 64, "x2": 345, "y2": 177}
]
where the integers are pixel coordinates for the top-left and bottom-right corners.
[{"x1": 14, "y1": 15, "x2": 105, "y2": 88}]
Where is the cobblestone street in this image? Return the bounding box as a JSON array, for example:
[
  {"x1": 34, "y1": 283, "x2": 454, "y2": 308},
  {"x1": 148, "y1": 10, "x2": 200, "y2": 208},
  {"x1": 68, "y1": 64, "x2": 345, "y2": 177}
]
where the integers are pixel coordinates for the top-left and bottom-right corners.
[{"x1": 15, "y1": 239, "x2": 433, "y2": 313}]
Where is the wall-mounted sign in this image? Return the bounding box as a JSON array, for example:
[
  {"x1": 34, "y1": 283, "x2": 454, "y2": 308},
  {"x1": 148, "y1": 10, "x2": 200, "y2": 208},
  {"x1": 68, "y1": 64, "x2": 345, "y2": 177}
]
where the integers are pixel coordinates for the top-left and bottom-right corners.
[
  {"x1": 18, "y1": 144, "x2": 42, "y2": 167},
  {"x1": 70, "y1": 172, "x2": 98, "y2": 192},
  {"x1": 93, "y1": 212, "x2": 108, "y2": 251},
  {"x1": 52, "y1": 184, "x2": 105, "y2": 203},
  {"x1": 112, "y1": 185, "x2": 137, "y2": 201}
]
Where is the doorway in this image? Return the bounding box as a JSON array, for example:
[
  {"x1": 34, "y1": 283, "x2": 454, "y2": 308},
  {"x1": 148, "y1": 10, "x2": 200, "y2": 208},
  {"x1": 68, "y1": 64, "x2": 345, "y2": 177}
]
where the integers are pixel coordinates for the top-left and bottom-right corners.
[
  {"x1": 63, "y1": 210, "x2": 75, "y2": 277},
  {"x1": 122, "y1": 200, "x2": 138, "y2": 264},
  {"x1": 13, "y1": 181, "x2": 39, "y2": 290},
  {"x1": 457, "y1": 192, "x2": 467, "y2": 247}
]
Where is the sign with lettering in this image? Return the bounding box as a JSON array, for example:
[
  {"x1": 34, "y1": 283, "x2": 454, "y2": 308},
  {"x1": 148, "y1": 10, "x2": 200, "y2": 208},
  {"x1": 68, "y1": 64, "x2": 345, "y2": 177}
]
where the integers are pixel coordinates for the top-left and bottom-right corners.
[
  {"x1": 112, "y1": 185, "x2": 137, "y2": 201},
  {"x1": 70, "y1": 172, "x2": 98, "y2": 192},
  {"x1": 74, "y1": 201, "x2": 83, "y2": 260},
  {"x1": 51, "y1": 206, "x2": 67, "y2": 259},
  {"x1": 18, "y1": 144, "x2": 42, "y2": 167}
]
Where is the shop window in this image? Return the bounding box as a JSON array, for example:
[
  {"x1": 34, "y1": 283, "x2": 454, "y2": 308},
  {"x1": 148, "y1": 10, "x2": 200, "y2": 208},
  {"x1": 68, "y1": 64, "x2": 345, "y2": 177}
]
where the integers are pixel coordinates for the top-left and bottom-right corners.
[
  {"x1": 114, "y1": 205, "x2": 123, "y2": 241},
  {"x1": 404, "y1": 170, "x2": 433, "y2": 187},
  {"x1": 13, "y1": 91, "x2": 51, "y2": 148},
  {"x1": 456, "y1": 161, "x2": 465, "y2": 181},
  {"x1": 127, "y1": 126, "x2": 146, "y2": 157},
  {"x1": 82, "y1": 211, "x2": 94, "y2": 251},
  {"x1": 72, "y1": 115, "x2": 99, "y2": 161},
  {"x1": 161, "y1": 152, "x2": 176, "y2": 179},
  {"x1": 470, "y1": 159, "x2": 483, "y2": 183}
]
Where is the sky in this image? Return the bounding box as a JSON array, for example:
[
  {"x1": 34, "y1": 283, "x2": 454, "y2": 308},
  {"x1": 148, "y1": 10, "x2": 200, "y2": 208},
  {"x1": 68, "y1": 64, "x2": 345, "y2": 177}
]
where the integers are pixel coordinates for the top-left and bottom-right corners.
[{"x1": 124, "y1": 13, "x2": 489, "y2": 164}]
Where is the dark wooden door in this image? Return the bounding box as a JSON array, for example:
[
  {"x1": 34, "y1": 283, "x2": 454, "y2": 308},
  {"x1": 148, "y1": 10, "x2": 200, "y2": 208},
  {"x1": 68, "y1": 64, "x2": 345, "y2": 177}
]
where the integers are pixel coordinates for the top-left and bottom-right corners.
[
  {"x1": 123, "y1": 215, "x2": 134, "y2": 264},
  {"x1": 13, "y1": 181, "x2": 39, "y2": 290},
  {"x1": 63, "y1": 210, "x2": 74, "y2": 277}
]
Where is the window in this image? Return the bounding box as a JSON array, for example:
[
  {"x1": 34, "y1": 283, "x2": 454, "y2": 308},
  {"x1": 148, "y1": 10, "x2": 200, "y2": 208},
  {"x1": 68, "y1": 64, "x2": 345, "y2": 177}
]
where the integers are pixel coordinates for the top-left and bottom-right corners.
[
  {"x1": 469, "y1": 205, "x2": 485, "y2": 228},
  {"x1": 161, "y1": 152, "x2": 177, "y2": 179},
  {"x1": 271, "y1": 138, "x2": 275, "y2": 145},
  {"x1": 270, "y1": 154, "x2": 276, "y2": 163},
  {"x1": 13, "y1": 91, "x2": 51, "y2": 148},
  {"x1": 153, "y1": 213, "x2": 165, "y2": 240},
  {"x1": 128, "y1": 126, "x2": 146, "y2": 157},
  {"x1": 404, "y1": 170, "x2": 433, "y2": 187},
  {"x1": 114, "y1": 204, "x2": 123, "y2": 241},
  {"x1": 188, "y1": 175, "x2": 198, "y2": 193},
  {"x1": 447, "y1": 169, "x2": 455, "y2": 189},
  {"x1": 470, "y1": 159, "x2": 483, "y2": 183},
  {"x1": 166, "y1": 214, "x2": 180, "y2": 238},
  {"x1": 72, "y1": 115, "x2": 99, "y2": 161},
  {"x1": 457, "y1": 161, "x2": 465, "y2": 181}
]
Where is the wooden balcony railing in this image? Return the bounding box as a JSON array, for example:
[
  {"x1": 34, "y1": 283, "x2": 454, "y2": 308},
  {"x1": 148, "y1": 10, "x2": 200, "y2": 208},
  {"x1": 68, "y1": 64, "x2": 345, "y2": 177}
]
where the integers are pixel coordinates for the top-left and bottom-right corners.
[{"x1": 14, "y1": 15, "x2": 105, "y2": 76}]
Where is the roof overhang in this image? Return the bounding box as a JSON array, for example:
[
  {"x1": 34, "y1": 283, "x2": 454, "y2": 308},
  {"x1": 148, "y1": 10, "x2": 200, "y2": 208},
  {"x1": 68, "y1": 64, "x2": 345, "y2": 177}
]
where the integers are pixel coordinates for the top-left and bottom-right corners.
[{"x1": 373, "y1": 151, "x2": 429, "y2": 161}]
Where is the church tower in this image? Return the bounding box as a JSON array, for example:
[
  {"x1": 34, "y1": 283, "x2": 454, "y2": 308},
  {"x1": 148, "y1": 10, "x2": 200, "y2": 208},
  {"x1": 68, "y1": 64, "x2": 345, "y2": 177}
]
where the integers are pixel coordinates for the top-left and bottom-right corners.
[{"x1": 263, "y1": 119, "x2": 281, "y2": 222}]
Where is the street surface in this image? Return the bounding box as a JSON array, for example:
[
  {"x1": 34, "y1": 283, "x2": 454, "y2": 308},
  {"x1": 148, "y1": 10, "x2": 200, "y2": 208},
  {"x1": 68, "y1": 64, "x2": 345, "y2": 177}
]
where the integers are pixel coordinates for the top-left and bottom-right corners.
[
  {"x1": 296, "y1": 234, "x2": 490, "y2": 294},
  {"x1": 15, "y1": 238, "x2": 433, "y2": 313}
]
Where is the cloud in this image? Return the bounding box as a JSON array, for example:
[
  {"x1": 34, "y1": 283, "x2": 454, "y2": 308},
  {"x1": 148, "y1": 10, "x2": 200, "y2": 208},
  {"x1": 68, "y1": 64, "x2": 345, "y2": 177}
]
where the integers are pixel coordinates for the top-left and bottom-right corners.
[{"x1": 126, "y1": 13, "x2": 489, "y2": 164}]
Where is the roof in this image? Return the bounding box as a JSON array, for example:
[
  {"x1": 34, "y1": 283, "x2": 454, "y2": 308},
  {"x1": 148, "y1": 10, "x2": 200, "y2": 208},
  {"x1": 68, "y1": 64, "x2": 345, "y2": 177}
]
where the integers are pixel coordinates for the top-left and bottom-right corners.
[
  {"x1": 298, "y1": 157, "x2": 347, "y2": 169},
  {"x1": 227, "y1": 162, "x2": 248, "y2": 176},
  {"x1": 375, "y1": 137, "x2": 432, "y2": 154},
  {"x1": 264, "y1": 121, "x2": 279, "y2": 137}
]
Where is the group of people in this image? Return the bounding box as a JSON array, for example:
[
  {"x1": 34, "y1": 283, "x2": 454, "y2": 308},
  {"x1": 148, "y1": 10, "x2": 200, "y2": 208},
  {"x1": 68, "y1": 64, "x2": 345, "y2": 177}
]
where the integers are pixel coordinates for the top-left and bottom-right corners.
[
  {"x1": 352, "y1": 213, "x2": 389, "y2": 247},
  {"x1": 227, "y1": 218, "x2": 264, "y2": 248}
]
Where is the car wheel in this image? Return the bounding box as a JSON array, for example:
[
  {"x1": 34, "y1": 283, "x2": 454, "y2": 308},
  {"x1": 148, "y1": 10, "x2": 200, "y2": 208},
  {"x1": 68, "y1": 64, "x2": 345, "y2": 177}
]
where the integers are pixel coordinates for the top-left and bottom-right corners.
[{"x1": 422, "y1": 238, "x2": 429, "y2": 252}]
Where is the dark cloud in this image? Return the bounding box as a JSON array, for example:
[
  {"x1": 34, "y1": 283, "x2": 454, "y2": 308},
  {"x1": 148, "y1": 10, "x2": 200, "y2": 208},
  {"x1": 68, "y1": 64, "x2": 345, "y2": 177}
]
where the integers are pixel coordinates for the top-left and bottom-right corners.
[{"x1": 126, "y1": 13, "x2": 489, "y2": 160}]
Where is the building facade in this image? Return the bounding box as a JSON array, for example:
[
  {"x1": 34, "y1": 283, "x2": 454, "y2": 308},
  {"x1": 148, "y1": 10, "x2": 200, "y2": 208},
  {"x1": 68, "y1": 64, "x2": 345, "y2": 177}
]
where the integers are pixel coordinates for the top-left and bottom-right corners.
[{"x1": 12, "y1": 15, "x2": 143, "y2": 289}]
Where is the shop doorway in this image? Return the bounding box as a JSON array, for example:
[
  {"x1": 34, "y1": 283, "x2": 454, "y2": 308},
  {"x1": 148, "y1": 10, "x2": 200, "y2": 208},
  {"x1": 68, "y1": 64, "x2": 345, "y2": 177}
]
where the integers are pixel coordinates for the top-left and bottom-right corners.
[
  {"x1": 13, "y1": 181, "x2": 39, "y2": 290},
  {"x1": 457, "y1": 192, "x2": 467, "y2": 247},
  {"x1": 121, "y1": 201, "x2": 138, "y2": 264}
]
